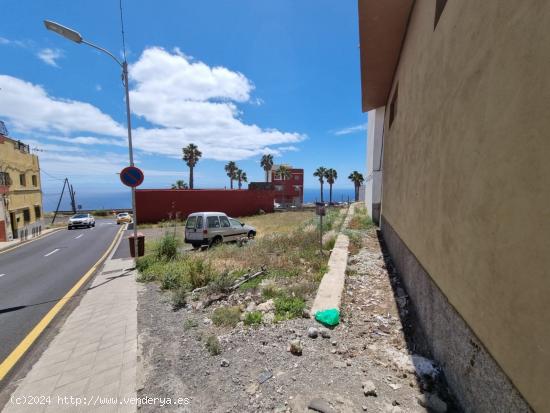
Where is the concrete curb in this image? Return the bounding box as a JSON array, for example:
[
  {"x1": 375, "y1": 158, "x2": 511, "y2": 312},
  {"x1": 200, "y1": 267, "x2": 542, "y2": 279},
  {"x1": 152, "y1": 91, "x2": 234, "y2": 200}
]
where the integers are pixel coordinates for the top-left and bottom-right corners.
[
  {"x1": 0, "y1": 228, "x2": 63, "y2": 254},
  {"x1": 310, "y1": 203, "x2": 357, "y2": 317}
]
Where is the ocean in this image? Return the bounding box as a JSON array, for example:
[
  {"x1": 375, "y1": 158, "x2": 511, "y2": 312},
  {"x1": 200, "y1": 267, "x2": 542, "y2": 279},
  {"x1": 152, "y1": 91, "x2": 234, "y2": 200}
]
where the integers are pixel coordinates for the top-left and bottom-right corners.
[{"x1": 42, "y1": 187, "x2": 356, "y2": 212}]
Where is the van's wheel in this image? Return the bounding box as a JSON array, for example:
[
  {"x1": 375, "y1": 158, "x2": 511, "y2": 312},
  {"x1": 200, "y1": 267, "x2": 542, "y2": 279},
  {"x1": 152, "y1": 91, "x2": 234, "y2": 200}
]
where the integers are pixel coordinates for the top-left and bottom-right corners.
[
  {"x1": 210, "y1": 237, "x2": 222, "y2": 247},
  {"x1": 248, "y1": 231, "x2": 256, "y2": 239},
  {"x1": 191, "y1": 242, "x2": 201, "y2": 250}
]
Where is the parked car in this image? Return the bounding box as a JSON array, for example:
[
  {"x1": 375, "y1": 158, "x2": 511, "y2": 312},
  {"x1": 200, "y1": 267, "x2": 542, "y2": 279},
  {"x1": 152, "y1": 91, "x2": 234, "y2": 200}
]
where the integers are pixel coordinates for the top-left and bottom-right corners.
[
  {"x1": 116, "y1": 212, "x2": 133, "y2": 225},
  {"x1": 68, "y1": 213, "x2": 95, "y2": 229},
  {"x1": 184, "y1": 212, "x2": 256, "y2": 248}
]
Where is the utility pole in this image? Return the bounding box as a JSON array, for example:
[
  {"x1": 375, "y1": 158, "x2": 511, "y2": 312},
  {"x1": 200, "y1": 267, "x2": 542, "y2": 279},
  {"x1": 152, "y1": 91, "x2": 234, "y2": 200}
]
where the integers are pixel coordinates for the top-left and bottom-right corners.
[{"x1": 52, "y1": 178, "x2": 68, "y2": 224}]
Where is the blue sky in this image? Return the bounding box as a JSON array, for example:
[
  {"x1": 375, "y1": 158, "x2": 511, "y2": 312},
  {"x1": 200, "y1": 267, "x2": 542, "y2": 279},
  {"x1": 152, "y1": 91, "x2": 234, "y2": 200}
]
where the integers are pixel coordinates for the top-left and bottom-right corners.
[{"x1": 0, "y1": 0, "x2": 367, "y2": 205}]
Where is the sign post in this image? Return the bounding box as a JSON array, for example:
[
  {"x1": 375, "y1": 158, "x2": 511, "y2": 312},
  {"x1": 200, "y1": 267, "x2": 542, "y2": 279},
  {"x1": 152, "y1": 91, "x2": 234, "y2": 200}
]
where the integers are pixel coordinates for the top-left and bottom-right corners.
[
  {"x1": 120, "y1": 166, "x2": 144, "y2": 257},
  {"x1": 315, "y1": 202, "x2": 326, "y2": 255}
]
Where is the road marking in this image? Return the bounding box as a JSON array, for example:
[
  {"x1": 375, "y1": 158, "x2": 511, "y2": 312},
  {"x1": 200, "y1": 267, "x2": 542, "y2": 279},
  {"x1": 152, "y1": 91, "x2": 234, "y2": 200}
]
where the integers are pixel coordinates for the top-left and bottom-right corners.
[
  {"x1": 0, "y1": 225, "x2": 124, "y2": 381},
  {"x1": 44, "y1": 249, "x2": 59, "y2": 257},
  {"x1": 74, "y1": 234, "x2": 83, "y2": 239}
]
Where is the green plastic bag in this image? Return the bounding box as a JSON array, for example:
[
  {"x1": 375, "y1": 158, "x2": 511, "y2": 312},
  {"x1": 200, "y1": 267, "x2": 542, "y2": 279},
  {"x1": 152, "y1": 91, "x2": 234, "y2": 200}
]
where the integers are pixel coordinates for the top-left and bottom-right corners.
[{"x1": 315, "y1": 308, "x2": 340, "y2": 327}]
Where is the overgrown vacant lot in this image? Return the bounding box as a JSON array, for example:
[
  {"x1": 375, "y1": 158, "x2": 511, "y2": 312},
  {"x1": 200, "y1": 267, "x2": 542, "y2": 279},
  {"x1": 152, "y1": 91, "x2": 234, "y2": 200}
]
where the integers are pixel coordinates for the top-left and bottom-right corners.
[{"x1": 136, "y1": 208, "x2": 346, "y2": 320}]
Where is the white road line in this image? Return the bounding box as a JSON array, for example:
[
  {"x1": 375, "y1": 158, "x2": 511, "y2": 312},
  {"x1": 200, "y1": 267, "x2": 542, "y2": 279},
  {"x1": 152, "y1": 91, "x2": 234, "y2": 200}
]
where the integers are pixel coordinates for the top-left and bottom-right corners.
[
  {"x1": 74, "y1": 234, "x2": 83, "y2": 239},
  {"x1": 44, "y1": 249, "x2": 59, "y2": 257}
]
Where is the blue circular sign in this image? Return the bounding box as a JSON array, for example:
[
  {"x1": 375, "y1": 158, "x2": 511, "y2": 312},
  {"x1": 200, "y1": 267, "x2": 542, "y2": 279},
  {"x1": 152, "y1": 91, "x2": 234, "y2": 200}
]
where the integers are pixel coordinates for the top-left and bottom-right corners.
[{"x1": 120, "y1": 166, "x2": 144, "y2": 187}]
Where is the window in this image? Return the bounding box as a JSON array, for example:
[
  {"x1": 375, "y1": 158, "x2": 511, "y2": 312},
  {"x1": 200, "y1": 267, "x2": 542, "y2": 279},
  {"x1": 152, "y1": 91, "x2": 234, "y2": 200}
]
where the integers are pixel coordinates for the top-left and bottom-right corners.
[
  {"x1": 19, "y1": 174, "x2": 26, "y2": 187},
  {"x1": 196, "y1": 216, "x2": 203, "y2": 229},
  {"x1": 23, "y1": 208, "x2": 30, "y2": 223},
  {"x1": 294, "y1": 175, "x2": 300, "y2": 181},
  {"x1": 219, "y1": 216, "x2": 230, "y2": 228},
  {"x1": 230, "y1": 218, "x2": 242, "y2": 228},
  {"x1": 185, "y1": 216, "x2": 197, "y2": 229},
  {"x1": 207, "y1": 216, "x2": 220, "y2": 228},
  {"x1": 0, "y1": 172, "x2": 10, "y2": 186},
  {"x1": 34, "y1": 205, "x2": 41, "y2": 219},
  {"x1": 32, "y1": 175, "x2": 37, "y2": 186},
  {"x1": 434, "y1": 0, "x2": 447, "y2": 29},
  {"x1": 389, "y1": 86, "x2": 398, "y2": 128},
  {"x1": 275, "y1": 185, "x2": 284, "y2": 191}
]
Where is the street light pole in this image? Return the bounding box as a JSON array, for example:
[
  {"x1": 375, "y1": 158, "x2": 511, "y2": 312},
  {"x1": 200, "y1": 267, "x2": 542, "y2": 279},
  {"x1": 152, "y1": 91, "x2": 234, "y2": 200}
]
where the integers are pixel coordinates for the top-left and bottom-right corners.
[{"x1": 44, "y1": 20, "x2": 139, "y2": 259}]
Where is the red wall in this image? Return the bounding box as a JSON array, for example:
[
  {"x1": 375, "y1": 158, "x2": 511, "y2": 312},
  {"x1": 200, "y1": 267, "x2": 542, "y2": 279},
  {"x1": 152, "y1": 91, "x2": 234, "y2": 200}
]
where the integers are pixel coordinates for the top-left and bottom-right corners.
[
  {"x1": 272, "y1": 168, "x2": 304, "y2": 205},
  {"x1": 135, "y1": 189, "x2": 275, "y2": 223}
]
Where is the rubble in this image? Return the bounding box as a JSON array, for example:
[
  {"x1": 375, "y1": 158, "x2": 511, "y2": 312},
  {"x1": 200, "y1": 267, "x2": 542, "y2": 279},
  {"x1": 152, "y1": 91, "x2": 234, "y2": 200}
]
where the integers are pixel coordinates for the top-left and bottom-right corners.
[
  {"x1": 307, "y1": 326, "x2": 319, "y2": 338},
  {"x1": 288, "y1": 339, "x2": 303, "y2": 356},
  {"x1": 362, "y1": 380, "x2": 377, "y2": 397}
]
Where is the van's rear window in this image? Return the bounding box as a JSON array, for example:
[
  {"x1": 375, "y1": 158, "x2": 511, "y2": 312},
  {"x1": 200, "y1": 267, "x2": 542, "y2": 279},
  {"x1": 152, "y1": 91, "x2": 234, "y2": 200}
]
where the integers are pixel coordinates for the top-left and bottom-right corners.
[{"x1": 185, "y1": 216, "x2": 197, "y2": 229}]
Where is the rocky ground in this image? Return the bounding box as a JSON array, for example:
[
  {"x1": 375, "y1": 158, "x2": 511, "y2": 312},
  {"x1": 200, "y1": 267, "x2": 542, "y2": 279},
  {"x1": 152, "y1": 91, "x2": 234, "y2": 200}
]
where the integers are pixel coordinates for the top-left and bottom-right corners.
[{"x1": 137, "y1": 228, "x2": 458, "y2": 413}]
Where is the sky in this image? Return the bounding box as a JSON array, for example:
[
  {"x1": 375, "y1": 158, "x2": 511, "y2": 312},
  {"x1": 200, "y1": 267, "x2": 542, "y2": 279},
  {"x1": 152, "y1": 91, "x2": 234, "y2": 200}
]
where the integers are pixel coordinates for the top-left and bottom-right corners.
[{"x1": 0, "y1": 0, "x2": 367, "y2": 207}]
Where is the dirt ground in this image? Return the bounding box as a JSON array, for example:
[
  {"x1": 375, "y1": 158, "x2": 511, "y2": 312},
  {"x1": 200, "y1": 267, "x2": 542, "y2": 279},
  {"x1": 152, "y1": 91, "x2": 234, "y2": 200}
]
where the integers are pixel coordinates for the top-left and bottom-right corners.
[{"x1": 136, "y1": 227, "x2": 458, "y2": 413}]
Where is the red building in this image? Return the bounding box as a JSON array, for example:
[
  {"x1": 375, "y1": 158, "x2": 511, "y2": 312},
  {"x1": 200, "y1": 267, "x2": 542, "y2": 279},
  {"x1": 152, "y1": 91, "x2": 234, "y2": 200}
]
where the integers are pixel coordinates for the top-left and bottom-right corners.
[{"x1": 270, "y1": 165, "x2": 303, "y2": 207}]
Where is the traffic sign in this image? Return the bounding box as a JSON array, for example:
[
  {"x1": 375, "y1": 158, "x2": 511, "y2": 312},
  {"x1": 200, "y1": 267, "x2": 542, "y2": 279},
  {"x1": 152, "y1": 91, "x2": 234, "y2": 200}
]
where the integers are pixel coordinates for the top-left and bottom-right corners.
[{"x1": 120, "y1": 166, "x2": 144, "y2": 187}]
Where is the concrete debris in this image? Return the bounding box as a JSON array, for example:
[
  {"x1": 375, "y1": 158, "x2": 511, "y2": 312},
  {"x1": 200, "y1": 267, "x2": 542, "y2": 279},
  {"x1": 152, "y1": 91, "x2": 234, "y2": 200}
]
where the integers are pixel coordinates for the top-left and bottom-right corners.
[
  {"x1": 362, "y1": 380, "x2": 377, "y2": 397},
  {"x1": 220, "y1": 359, "x2": 230, "y2": 367},
  {"x1": 258, "y1": 370, "x2": 273, "y2": 384},
  {"x1": 288, "y1": 339, "x2": 303, "y2": 356},
  {"x1": 307, "y1": 397, "x2": 335, "y2": 413},
  {"x1": 307, "y1": 327, "x2": 319, "y2": 339},
  {"x1": 319, "y1": 327, "x2": 331, "y2": 338}
]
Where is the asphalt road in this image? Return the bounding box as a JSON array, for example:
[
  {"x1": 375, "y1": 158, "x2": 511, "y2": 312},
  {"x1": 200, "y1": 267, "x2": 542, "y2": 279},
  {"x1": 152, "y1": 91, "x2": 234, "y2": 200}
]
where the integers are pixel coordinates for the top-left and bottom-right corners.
[{"x1": 0, "y1": 219, "x2": 121, "y2": 364}]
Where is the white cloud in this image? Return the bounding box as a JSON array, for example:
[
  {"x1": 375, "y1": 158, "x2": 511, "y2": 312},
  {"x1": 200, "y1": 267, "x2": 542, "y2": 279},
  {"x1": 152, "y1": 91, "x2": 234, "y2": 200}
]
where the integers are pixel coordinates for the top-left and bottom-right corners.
[
  {"x1": 95, "y1": 84, "x2": 102, "y2": 92},
  {"x1": 129, "y1": 47, "x2": 305, "y2": 160},
  {"x1": 333, "y1": 123, "x2": 368, "y2": 136},
  {"x1": 0, "y1": 46, "x2": 305, "y2": 188},
  {"x1": 37, "y1": 48, "x2": 64, "y2": 67},
  {"x1": 0, "y1": 37, "x2": 10, "y2": 45},
  {"x1": 0, "y1": 75, "x2": 126, "y2": 137},
  {"x1": 47, "y1": 135, "x2": 127, "y2": 147}
]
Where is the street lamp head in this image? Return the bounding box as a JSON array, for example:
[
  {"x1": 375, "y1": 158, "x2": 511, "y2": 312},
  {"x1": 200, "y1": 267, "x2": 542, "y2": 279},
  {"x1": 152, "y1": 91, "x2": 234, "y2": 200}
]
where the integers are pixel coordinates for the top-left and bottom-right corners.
[{"x1": 43, "y1": 20, "x2": 82, "y2": 43}]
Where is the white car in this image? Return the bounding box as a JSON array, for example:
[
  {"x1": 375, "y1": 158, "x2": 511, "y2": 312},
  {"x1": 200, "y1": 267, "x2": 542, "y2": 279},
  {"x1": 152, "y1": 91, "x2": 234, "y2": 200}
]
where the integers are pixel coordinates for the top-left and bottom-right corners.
[
  {"x1": 185, "y1": 212, "x2": 256, "y2": 248},
  {"x1": 68, "y1": 213, "x2": 95, "y2": 230}
]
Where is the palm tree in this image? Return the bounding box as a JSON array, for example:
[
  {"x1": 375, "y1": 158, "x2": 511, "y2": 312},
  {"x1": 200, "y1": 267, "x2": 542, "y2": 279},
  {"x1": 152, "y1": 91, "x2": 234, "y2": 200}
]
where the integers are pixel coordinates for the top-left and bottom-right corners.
[
  {"x1": 313, "y1": 167, "x2": 327, "y2": 202},
  {"x1": 171, "y1": 179, "x2": 188, "y2": 189},
  {"x1": 225, "y1": 161, "x2": 238, "y2": 189},
  {"x1": 325, "y1": 168, "x2": 338, "y2": 204},
  {"x1": 277, "y1": 165, "x2": 292, "y2": 180},
  {"x1": 348, "y1": 171, "x2": 365, "y2": 201},
  {"x1": 182, "y1": 143, "x2": 202, "y2": 189},
  {"x1": 236, "y1": 169, "x2": 248, "y2": 189},
  {"x1": 260, "y1": 154, "x2": 274, "y2": 182}
]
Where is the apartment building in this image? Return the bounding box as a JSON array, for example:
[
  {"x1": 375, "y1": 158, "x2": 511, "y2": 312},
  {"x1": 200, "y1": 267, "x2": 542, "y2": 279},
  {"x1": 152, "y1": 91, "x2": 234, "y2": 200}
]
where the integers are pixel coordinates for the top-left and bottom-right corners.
[
  {"x1": 269, "y1": 165, "x2": 304, "y2": 207},
  {"x1": 359, "y1": 1, "x2": 549, "y2": 412},
  {"x1": 0, "y1": 121, "x2": 43, "y2": 241}
]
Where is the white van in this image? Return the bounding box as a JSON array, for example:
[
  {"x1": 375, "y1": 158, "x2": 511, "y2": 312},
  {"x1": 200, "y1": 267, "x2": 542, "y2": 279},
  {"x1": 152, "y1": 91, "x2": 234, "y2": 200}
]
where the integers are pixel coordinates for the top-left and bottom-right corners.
[{"x1": 184, "y1": 212, "x2": 256, "y2": 248}]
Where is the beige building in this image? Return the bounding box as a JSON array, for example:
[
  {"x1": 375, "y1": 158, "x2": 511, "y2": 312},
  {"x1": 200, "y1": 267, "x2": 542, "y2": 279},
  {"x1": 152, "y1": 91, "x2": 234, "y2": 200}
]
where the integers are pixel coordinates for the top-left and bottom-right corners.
[
  {"x1": 0, "y1": 122, "x2": 43, "y2": 241},
  {"x1": 360, "y1": 1, "x2": 549, "y2": 412}
]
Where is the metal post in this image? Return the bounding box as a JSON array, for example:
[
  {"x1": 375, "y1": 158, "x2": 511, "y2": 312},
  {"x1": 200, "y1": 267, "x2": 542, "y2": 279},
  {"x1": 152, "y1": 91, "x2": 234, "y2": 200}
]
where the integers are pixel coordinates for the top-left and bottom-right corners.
[
  {"x1": 122, "y1": 62, "x2": 139, "y2": 259},
  {"x1": 319, "y1": 214, "x2": 323, "y2": 255}
]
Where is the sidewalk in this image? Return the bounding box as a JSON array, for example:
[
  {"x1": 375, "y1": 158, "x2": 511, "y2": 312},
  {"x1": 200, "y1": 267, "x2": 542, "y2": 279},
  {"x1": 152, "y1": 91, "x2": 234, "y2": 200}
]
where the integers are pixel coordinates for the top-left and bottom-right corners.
[
  {"x1": 0, "y1": 228, "x2": 62, "y2": 253},
  {"x1": 3, "y1": 252, "x2": 137, "y2": 412}
]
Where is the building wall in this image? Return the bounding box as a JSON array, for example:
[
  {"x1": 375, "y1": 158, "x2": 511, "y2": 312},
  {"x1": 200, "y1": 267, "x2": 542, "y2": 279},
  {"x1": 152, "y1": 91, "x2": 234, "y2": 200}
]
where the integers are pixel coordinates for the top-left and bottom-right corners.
[
  {"x1": 379, "y1": 1, "x2": 550, "y2": 411},
  {"x1": 365, "y1": 106, "x2": 385, "y2": 224},
  {"x1": 0, "y1": 135, "x2": 43, "y2": 240},
  {"x1": 135, "y1": 189, "x2": 276, "y2": 223},
  {"x1": 270, "y1": 167, "x2": 304, "y2": 206}
]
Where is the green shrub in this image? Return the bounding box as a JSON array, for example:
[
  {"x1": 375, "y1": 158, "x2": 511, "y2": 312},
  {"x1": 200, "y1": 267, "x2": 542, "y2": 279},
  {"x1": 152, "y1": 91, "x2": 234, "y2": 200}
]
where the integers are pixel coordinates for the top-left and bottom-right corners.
[
  {"x1": 239, "y1": 275, "x2": 266, "y2": 290},
  {"x1": 183, "y1": 318, "x2": 198, "y2": 330},
  {"x1": 212, "y1": 306, "x2": 242, "y2": 327},
  {"x1": 207, "y1": 271, "x2": 235, "y2": 294},
  {"x1": 171, "y1": 286, "x2": 187, "y2": 309},
  {"x1": 261, "y1": 283, "x2": 280, "y2": 299},
  {"x1": 186, "y1": 256, "x2": 215, "y2": 289},
  {"x1": 160, "y1": 270, "x2": 182, "y2": 290},
  {"x1": 274, "y1": 295, "x2": 306, "y2": 320},
  {"x1": 155, "y1": 233, "x2": 180, "y2": 261},
  {"x1": 205, "y1": 335, "x2": 221, "y2": 355},
  {"x1": 136, "y1": 254, "x2": 157, "y2": 273},
  {"x1": 244, "y1": 311, "x2": 263, "y2": 326},
  {"x1": 323, "y1": 236, "x2": 337, "y2": 251}
]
